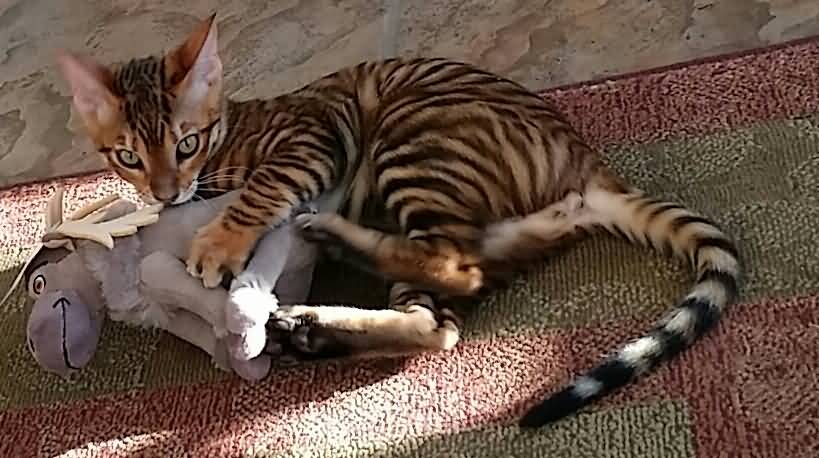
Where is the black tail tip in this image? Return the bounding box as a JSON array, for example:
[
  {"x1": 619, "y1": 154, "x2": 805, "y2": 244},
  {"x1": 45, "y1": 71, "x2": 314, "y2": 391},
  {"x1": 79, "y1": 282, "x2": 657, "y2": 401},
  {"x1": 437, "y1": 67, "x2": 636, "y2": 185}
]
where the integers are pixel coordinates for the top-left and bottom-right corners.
[{"x1": 518, "y1": 388, "x2": 585, "y2": 428}]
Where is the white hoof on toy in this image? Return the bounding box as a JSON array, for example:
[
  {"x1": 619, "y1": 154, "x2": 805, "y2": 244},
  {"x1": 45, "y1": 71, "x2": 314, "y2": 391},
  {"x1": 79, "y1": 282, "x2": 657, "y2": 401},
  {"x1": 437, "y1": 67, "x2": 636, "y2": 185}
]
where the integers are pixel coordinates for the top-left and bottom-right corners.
[
  {"x1": 226, "y1": 285, "x2": 277, "y2": 334},
  {"x1": 226, "y1": 326, "x2": 267, "y2": 361},
  {"x1": 230, "y1": 353, "x2": 271, "y2": 382}
]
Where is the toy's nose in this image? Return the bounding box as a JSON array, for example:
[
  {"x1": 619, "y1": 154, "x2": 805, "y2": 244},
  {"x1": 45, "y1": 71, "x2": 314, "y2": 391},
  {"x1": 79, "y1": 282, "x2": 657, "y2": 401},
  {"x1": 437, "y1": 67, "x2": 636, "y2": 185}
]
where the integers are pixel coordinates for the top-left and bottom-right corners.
[{"x1": 26, "y1": 290, "x2": 101, "y2": 377}]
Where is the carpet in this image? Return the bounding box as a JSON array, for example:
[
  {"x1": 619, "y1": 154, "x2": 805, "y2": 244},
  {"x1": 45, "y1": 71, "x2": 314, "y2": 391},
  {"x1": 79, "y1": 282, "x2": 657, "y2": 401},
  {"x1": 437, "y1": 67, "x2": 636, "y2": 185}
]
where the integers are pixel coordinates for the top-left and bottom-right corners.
[{"x1": 2, "y1": 38, "x2": 819, "y2": 458}]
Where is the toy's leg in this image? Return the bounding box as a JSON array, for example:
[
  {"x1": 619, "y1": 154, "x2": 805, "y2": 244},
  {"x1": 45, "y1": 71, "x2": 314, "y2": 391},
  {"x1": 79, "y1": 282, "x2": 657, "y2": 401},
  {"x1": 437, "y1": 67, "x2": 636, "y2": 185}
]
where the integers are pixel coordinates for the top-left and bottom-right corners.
[
  {"x1": 222, "y1": 333, "x2": 273, "y2": 381},
  {"x1": 141, "y1": 251, "x2": 273, "y2": 362},
  {"x1": 162, "y1": 309, "x2": 224, "y2": 368},
  {"x1": 275, "y1": 262, "x2": 317, "y2": 305},
  {"x1": 231, "y1": 224, "x2": 294, "y2": 292},
  {"x1": 225, "y1": 227, "x2": 293, "y2": 336},
  {"x1": 163, "y1": 310, "x2": 271, "y2": 381},
  {"x1": 140, "y1": 251, "x2": 230, "y2": 335},
  {"x1": 226, "y1": 208, "x2": 319, "y2": 334}
]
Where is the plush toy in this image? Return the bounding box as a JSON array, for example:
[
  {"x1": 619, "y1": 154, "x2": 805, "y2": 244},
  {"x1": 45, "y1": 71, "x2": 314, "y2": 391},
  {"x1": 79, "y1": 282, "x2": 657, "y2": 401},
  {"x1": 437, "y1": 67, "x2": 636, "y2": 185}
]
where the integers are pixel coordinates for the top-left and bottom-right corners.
[{"x1": 0, "y1": 187, "x2": 318, "y2": 381}]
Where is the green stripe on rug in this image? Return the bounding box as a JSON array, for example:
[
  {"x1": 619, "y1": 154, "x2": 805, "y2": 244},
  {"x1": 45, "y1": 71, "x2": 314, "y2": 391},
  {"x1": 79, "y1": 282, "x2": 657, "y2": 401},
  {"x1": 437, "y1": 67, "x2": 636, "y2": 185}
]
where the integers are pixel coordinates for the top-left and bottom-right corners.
[
  {"x1": 466, "y1": 114, "x2": 819, "y2": 338},
  {"x1": 247, "y1": 401, "x2": 695, "y2": 458},
  {"x1": 142, "y1": 332, "x2": 232, "y2": 388},
  {"x1": 1, "y1": 113, "x2": 818, "y2": 407}
]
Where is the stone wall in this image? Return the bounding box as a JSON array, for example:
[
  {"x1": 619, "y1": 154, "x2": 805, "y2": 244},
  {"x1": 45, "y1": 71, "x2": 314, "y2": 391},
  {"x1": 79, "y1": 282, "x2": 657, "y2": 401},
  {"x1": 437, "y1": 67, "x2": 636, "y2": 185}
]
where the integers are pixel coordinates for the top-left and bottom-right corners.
[{"x1": 1, "y1": 0, "x2": 817, "y2": 187}]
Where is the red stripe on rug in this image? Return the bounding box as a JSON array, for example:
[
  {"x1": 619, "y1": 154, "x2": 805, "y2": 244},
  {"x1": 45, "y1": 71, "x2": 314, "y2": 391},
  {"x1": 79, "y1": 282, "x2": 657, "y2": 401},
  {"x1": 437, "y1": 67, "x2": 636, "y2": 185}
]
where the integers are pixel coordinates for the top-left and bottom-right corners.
[
  {"x1": 0, "y1": 173, "x2": 136, "y2": 249},
  {"x1": 3, "y1": 295, "x2": 816, "y2": 457},
  {"x1": 0, "y1": 381, "x2": 238, "y2": 457},
  {"x1": 546, "y1": 38, "x2": 819, "y2": 147}
]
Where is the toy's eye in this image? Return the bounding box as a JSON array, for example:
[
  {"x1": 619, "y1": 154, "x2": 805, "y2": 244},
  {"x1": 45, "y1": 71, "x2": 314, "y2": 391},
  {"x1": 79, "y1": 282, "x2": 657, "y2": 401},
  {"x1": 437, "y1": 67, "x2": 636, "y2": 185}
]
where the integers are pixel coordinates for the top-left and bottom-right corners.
[
  {"x1": 32, "y1": 274, "x2": 45, "y2": 295},
  {"x1": 176, "y1": 133, "x2": 200, "y2": 160},
  {"x1": 115, "y1": 149, "x2": 142, "y2": 169}
]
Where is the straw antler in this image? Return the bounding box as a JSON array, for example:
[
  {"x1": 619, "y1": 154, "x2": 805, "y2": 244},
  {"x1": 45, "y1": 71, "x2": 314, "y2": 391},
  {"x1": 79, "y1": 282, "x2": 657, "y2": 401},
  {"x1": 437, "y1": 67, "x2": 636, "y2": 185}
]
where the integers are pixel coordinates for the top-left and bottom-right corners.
[{"x1": 42, "y1": 195, "x2": 162, "y2": 249}]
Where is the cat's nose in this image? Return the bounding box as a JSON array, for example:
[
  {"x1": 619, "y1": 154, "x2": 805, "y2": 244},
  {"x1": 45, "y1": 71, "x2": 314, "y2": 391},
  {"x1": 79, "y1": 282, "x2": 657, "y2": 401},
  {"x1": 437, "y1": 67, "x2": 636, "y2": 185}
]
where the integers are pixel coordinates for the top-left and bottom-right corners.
[
  {"x1": 151, "y1": 174, "x2": 180, "y2": 203},
  {"x1": 153, "y1": 190, "x2": 179, "y2": 203}
]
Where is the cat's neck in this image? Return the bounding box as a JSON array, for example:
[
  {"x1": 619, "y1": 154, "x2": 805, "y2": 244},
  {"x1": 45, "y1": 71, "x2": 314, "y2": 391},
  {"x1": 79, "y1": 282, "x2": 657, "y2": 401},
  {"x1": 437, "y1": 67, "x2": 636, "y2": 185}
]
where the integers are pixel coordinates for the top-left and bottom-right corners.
[
  {"x1": 211, "y1": 91, "x2": 338, "y2": 160},
  {"x1": 198, "y1": 95, "x2": 307, "y2": 194}
]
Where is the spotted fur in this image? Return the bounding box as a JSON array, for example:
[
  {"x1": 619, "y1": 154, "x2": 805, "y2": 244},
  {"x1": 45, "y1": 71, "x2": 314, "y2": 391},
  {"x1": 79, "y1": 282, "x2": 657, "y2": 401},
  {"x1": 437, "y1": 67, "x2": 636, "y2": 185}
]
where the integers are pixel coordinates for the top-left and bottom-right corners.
[{"x1": 58, "y1": 15, "x2": 742, "y2": 427}]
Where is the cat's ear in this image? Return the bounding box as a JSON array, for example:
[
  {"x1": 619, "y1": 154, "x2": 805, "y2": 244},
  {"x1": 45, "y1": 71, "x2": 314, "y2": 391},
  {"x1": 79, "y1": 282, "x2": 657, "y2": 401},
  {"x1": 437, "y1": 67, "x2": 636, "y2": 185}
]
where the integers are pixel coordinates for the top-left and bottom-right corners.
[
  {"x1": 56, "y1": 51, "x2": 120, "y2": 131},
  {"x1": 166, "y1": 13, "x2": 222, "y2": 115}
]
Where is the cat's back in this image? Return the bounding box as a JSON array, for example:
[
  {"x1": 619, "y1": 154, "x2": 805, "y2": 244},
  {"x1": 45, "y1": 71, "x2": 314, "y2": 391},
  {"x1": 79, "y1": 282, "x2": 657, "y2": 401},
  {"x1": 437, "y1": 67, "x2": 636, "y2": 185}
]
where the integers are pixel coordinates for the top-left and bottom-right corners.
[{"x1": 296, "y1": 57, "x2": 548, "y2": 105}]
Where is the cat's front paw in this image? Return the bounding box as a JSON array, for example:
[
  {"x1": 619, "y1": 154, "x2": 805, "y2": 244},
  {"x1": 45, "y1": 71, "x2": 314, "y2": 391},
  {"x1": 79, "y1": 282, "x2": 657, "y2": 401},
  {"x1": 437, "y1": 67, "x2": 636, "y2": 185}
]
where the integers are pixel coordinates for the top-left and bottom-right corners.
[
  {"x1": 186, "y1": 216, "x2": 256, "y2": 288},
  {"x1": 269, "y1": 306, "x2": 318, "y2": 355},
  {"x1": 269, "y1": 306, "x2": 334, "y2": 356},
  {"x1": 293, "y1": 213, "x2": 345, "y2": 244},
  {"x1": 270, "y1": 305, "x2": 318, "y2": 331}
]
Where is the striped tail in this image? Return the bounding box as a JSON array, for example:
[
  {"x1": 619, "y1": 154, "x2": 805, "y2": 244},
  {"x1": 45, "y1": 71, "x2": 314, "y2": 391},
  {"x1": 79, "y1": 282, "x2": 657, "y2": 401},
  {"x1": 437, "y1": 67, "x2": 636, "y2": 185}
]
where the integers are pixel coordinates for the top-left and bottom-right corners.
[{"x1": 519, "y1": 186, "x2": 741, "y2": 427}]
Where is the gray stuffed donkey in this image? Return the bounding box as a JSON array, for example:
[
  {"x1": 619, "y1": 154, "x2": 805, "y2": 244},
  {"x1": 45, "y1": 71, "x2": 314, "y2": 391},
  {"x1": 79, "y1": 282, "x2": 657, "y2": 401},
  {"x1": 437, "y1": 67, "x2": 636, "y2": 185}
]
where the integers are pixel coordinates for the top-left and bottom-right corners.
[{"x1": 0, "y1": 187, "x2": 318, "y2": 381}]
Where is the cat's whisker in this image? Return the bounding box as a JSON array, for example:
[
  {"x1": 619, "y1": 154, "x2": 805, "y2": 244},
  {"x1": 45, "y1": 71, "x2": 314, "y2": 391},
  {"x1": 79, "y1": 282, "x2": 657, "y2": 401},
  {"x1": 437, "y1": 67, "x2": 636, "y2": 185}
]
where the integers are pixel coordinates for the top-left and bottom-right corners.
[
  {"x1": 198, "y1": 166, "x2": 250, "y2": 181},
  {"x1": 196, "y1": 176, "x2": 239, "y2": 184},
  {"x1": 192, "y1": 193, "x2": 217, "y2": 212},
  {"x1": 198, "y1": 165, "x2": 249, "y2": 178},
  {"x1": 204, "y1": 165, "x2": 250, "y2": 174},
  {"x1": 196, "y1": 175, "x2": 244, "y2": 186},
  {"x1": 197, "y1": 172, "x2": 241, "y2": 181}
]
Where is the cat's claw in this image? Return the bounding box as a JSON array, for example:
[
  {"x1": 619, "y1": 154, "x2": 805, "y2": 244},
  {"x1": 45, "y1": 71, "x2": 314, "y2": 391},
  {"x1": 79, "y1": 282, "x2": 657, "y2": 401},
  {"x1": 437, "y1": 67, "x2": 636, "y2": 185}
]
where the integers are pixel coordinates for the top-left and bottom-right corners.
[
  {"x1": 270, "y1": 305, "x2": 313, "y2": 332},
  {"x1": 187, "y1": 215, "x2": 255, "y2": 289},
  {"x1": 293, "y1": 213, "x2": 343, "y2": 244}
]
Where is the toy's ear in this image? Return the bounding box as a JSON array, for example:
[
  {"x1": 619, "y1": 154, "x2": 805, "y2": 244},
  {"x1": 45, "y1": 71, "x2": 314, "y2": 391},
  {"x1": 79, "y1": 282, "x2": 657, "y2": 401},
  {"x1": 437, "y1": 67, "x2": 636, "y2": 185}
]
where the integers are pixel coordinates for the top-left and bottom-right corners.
[
  {"x1": 165, "y1": 13, "x2": 222, "y2": 118},
  {"x1": 42, "y1": 236, "x2": 76, "y2": 252},
  {"x1": 21, "y1": 247, "x2": 72, "y2": 298},
  {"x1": 56, "y1": 50, "x2": 121, "y2": 135},
  {"x1": 0, "y1": 244, "x2": 73, "y2": 308},
  {"x1": 45, "y1": 187, "x2": 64, "y2": 228}
]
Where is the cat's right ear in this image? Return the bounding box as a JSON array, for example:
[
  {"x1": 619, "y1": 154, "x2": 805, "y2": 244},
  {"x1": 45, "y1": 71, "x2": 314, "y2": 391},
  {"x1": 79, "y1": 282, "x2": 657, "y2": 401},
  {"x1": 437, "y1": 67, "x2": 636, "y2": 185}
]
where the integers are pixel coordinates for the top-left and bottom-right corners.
[
  {"x1": 165, "y1": 13, "x2": 222, "y2": 119},
  {"x1": 56, "y1": 51, "x2": 120, "y2": 132}
]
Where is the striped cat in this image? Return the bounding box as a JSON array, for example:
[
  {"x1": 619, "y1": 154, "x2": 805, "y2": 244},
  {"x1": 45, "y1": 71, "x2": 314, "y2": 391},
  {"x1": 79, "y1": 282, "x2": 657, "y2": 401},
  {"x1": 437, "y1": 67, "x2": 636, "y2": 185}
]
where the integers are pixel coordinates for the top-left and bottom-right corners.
[{"x1": 56, "y1": 15, "x2": 741, "y2": 426}]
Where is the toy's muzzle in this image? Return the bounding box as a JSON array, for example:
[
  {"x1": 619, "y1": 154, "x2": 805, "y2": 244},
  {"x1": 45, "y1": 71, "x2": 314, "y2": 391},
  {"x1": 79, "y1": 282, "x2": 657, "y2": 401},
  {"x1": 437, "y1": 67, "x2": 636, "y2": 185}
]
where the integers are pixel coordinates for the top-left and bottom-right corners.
[{"x1": 26, "y1": 289, "x2": 102, "y2": 377}]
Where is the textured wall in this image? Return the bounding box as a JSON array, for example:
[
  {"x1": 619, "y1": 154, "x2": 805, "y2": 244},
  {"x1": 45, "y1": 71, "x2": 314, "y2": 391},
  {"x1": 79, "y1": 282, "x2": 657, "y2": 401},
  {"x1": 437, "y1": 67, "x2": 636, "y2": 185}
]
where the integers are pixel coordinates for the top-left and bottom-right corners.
[{"x1": 1, "y1": 0, "x2": 818, "y2": 187}]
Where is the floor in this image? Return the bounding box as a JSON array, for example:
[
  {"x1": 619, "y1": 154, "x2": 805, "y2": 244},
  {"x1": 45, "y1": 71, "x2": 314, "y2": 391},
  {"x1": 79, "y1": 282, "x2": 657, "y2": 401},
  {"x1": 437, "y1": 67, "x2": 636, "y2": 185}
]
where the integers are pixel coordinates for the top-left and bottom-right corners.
[{"x1": 1, "y1": 0, "x2": 818, "y2": 187}]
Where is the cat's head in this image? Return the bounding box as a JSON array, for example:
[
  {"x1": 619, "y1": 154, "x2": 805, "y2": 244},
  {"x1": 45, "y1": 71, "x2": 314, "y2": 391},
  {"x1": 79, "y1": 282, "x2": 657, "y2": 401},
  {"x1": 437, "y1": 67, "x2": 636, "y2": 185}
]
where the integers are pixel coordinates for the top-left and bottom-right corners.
[{"x1": 57, "y1": 14, "x2": 223, "y2": 205}]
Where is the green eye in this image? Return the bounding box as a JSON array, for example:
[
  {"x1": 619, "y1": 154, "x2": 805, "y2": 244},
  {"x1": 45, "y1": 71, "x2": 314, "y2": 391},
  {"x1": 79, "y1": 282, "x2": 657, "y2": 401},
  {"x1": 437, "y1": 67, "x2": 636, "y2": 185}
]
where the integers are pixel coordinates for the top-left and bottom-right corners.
[
  {"x1": 176, "y1": 133, "x2": 200, "y2": 159},
  {"x1": 116, "y1": 149, "x2": 142, "y2": 168}
]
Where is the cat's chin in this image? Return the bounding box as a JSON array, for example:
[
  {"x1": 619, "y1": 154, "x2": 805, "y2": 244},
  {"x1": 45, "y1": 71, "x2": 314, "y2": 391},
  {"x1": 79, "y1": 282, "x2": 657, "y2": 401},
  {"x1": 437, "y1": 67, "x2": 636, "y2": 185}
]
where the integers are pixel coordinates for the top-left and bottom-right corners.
[
  {"x1": 170, "y1": 195, "x2": 193, "y2": 206},
  {"x1": 170, "y1": 183, "x2": 198, "y2": 206}
]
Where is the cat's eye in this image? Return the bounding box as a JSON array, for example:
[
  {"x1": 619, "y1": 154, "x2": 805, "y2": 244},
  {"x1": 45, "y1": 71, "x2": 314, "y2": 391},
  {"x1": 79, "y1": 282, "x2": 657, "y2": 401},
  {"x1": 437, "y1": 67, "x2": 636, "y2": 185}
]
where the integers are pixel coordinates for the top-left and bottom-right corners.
[
  {"x1": 176, "y1": 133, "x2": 200, "y2": 160},
  {"x1": 31, "y1": 274, "x2": 45, "y2": 296},
  {"x1": 116, "y1": 149, "x2": 142, "y2": 168}
]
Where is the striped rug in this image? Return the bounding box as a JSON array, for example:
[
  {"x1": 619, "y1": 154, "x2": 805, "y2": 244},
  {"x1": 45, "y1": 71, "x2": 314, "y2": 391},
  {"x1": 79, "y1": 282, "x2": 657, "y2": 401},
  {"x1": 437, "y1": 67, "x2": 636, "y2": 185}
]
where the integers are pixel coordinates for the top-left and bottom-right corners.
[{"x1": 2, "y1": 37, "x2": 819, "y2": 457}]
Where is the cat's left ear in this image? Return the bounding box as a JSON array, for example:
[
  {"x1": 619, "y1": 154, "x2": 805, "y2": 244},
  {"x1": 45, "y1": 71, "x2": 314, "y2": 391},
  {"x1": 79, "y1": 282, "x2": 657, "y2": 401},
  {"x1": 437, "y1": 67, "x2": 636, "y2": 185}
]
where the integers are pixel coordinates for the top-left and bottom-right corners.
[
  {"x1": 166, "y1": 13, "x2": 222, "y2": 116},
  {"x1": 56, "y1": 51, "x2": 121, "y2": 136}
]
